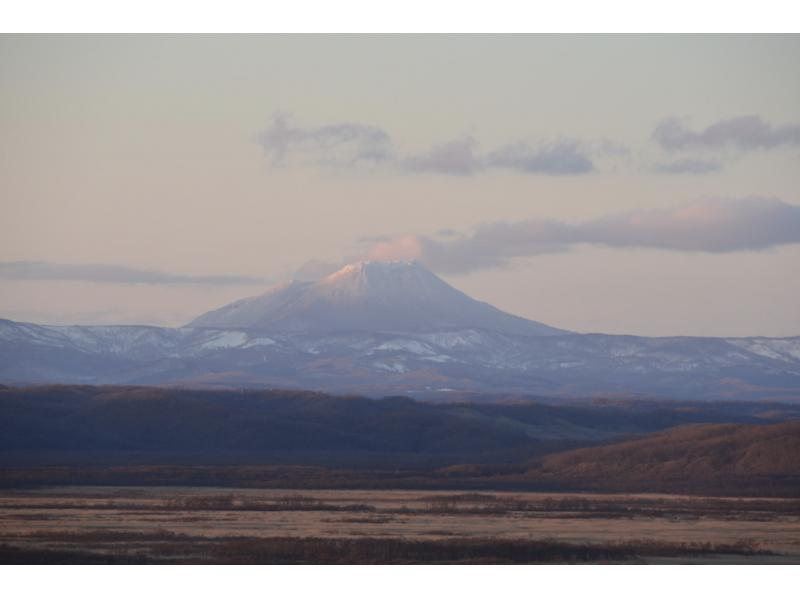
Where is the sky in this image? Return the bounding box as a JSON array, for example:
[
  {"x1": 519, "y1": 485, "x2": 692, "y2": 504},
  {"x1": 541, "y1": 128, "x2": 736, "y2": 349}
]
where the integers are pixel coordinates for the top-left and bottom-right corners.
[{"x1": 1, "y1": 34, "x2": 799, "y2": 336}]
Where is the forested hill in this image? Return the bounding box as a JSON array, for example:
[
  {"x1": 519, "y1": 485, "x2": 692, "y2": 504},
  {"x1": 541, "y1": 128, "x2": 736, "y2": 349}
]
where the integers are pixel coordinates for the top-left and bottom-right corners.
[{"x1": 2, "y1": 385, "x2": 798, "y2": 466}]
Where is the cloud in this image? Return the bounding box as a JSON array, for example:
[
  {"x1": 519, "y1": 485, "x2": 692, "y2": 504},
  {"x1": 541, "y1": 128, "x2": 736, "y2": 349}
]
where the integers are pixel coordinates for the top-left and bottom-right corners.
[
  {"x1": 578, "y1": 197, "x2": 800, "y2": 252},
  {"x1": 404, "y1": 137, "x2": 481, "y2": 175},
  {"x1": 0, "y1": 262, "x2": 267, "y2": 286},
  {"x1": 486, "y1": 140, "x2": 594, "y2": 175},
  {"x1": 259, "y1": 113, "x2": 599, "y2": 176},
  {"x1": 653, "y1": 159, "x2": 723, "y2": 174},
  {"x1": 0, "y1": 308, "x2": 185, "y2": 327},
  {"x1": 359, "y1": 197, "x2": 800, "y2": 274},
  {"x1": 403, "y1": 138, "x2": 595, "y2": 175},
  {"x1": 653, "y1": 115, "x2": 800, "y2": 152},
  {"x1": 258, "y1": 112, "x2": 394, "y2": 168}
]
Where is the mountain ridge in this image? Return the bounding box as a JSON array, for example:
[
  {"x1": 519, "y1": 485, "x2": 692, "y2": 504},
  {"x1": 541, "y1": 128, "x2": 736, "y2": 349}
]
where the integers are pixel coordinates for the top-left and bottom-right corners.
[
  {"x1": 2, "y1": 260, "x2": 800, "y2": 399},
  {"x1": 1, "y1": 316, "x2": 799, "y2": 399}
]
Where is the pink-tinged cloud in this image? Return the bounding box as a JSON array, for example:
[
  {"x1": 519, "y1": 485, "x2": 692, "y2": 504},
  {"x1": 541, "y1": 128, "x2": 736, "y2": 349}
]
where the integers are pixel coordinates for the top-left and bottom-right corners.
[
  {"x1": 360, "y1": 197, "x2": 800, "y2": 275},
  {"x1": 364, "y1": 235, "x2": 425, "y2": 262}
]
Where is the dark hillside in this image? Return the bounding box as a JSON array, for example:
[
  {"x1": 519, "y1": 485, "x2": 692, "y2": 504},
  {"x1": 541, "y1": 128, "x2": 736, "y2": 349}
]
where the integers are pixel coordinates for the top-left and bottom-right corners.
[{"x1": 1, "y1": 385, "x2": 798, "y2": 468}]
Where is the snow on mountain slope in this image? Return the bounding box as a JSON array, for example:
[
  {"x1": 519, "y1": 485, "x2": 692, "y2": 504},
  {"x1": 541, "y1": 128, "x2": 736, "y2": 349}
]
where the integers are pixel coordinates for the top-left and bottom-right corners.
[
  {"x1": 2, "y1": 315, "x2": 800, "y2": 399},
  {"x1": 3, "y1": 257, "x2": 800, "y2": 399},
  {"x1": 729, "y1": 338, "x2": 800, "y2": 362},
  {"x1": 188, "y1": 260, "x2": 567, "y2": 336}
]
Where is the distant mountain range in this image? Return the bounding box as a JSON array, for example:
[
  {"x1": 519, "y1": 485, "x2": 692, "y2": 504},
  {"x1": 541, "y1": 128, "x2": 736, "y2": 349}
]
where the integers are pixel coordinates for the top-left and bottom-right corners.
[{"x1": 2, "y1": 260, "x2": 799, "y2": 400}]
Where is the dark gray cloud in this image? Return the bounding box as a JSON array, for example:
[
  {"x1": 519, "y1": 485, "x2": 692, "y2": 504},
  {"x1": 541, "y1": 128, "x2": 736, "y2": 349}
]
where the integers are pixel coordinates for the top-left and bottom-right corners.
[
  {"x1": 364, "y1": 197, "x2": 800, "y2": 274},
  {"x1": 653, "y1": 159, "x2": 723, "y2": 174},
  {"x1": 260, "y1": 114, "x2": 598, "y2": 176},
  {"x1": 0, "y1": 262, "x2": 266, "y2": 286},
  {"x1": 653, "y1": 115, "x2": 800, "y2": 152}
]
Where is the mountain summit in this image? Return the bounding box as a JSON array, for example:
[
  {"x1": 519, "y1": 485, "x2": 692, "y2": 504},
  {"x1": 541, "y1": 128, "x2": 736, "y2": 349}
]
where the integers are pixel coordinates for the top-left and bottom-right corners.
[{"x1": 188, "y1": 260, "x2": 567, "y2": 336}]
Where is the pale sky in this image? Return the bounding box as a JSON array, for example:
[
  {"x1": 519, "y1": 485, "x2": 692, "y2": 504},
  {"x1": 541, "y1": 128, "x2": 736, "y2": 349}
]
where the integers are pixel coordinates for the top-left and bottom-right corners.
[{"x1": 1, "y1": 34, "x2": 799, "y2": 336}]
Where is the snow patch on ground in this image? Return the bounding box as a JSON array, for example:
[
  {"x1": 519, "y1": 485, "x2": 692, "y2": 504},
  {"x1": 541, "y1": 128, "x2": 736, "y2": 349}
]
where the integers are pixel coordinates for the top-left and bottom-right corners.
[
  {"x1": 729, "y1": 339, "x2": 800, "y2": 362},
  {"x1": 608, "y1": 344, "x2": 645, "y2": 358},
  {"x1": 244, "y1": 337, "x2": 277, "y2": 348},
  {"x1": 198, "y1": 331, "x2": 249, "y2": 350},
  {"x1": 423, "y1": 355, "x2": 452, "y2": 363},
  {"x1": 418, "y1": 330, "x2": 484, "y2": 349},
  {"x1": 374, "y1": 339, "x2": 435, "y2": 355},
  {"x1": 373, "y1": 361, "x2": 409, "y2": 373}
]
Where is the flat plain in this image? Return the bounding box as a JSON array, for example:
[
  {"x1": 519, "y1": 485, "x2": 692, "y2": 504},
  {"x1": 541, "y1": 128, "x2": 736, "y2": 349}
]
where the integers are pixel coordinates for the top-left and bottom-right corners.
[{"x1": 1, "y1": 486, "x2": 798, "y2": 563}]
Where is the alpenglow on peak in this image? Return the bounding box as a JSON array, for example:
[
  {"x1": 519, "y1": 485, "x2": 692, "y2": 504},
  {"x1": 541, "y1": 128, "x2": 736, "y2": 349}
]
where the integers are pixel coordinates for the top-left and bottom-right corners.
[{"x1": 188, "y1": 260, "x2": 567, "y2": 336}]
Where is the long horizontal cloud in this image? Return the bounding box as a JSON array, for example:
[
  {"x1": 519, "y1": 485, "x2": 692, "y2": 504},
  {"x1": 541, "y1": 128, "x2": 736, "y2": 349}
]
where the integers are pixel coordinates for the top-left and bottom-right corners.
[
  {"x1": 361, "y1": 197, "x2": 800, "y2": 274},
  {"x1": 0, "y1": 262, "x2": 267, "y2": 286},
  {"x1": 403, "y1": 138, "x2": 594, "y2": 176},
  {"x1": 653, "y1": 115, "x2": 800, "y2": 152},
  {"x1": 259, "y1": 114, "x2": 600, "y2": 176}
]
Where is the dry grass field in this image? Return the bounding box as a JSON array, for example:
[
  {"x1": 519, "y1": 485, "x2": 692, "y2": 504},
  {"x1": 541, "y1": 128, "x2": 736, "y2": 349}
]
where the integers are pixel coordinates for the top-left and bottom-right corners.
[{"x1": 1, "y1": 486, "x2": 798, "y2": 563}]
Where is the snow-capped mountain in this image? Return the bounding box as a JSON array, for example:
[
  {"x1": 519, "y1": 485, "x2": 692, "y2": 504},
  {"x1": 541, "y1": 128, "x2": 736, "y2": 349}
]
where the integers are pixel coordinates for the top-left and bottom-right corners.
[
  {"x1": 1, "y1": 260, "x2": 799, "y2": 400},
  {"x1": 189, "y1": 260, "x2": 566, "y2": 336}
]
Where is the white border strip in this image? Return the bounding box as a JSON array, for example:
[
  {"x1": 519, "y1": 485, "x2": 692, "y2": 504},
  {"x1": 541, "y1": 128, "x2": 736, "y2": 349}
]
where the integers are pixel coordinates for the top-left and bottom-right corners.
[{"x1": 1, "y1": 1, "x2": 799, "y2": 33}]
